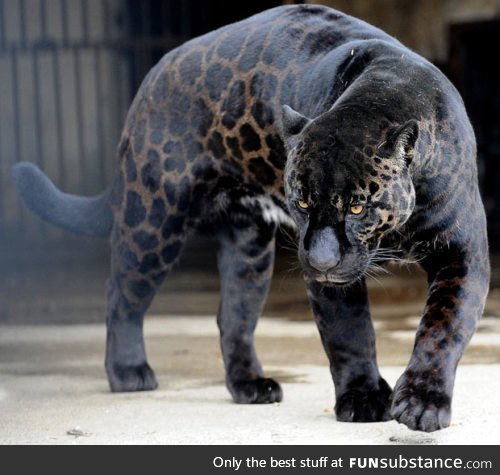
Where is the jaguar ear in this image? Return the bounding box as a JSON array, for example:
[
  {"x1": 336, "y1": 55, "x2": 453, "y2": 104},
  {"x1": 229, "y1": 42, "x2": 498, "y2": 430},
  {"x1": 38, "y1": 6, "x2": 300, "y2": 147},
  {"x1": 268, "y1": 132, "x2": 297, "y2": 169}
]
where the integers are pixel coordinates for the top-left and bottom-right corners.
[
  {"x1": 386, "y1": 120, "x2": 419, "y2": 166},
  {"x1": 278, "y1": 105, "x2": 312, "y2": 150}
]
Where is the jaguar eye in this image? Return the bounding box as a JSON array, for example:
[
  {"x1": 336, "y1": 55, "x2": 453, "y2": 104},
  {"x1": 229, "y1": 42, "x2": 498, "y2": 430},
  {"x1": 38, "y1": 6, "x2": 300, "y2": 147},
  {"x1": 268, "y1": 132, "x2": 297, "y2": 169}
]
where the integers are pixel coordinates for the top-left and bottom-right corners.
[
  {"x1": 350, "y1": 204, "x2": 365, "y2": 215},
  {"x1": 297, "y1": 200, "x2": 309, "y2": 210}
]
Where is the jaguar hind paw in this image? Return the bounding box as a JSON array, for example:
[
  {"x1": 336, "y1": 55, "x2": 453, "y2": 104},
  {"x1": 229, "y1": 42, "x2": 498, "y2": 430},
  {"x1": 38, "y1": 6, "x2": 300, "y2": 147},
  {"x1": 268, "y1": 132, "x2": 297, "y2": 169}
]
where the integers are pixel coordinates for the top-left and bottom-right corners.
[
  {"x1": 107, "y1": 362, "x2": 158, "y2": 392},
  {"x1": 229, "y1": 377, "x2": 283, "y2": 404}
]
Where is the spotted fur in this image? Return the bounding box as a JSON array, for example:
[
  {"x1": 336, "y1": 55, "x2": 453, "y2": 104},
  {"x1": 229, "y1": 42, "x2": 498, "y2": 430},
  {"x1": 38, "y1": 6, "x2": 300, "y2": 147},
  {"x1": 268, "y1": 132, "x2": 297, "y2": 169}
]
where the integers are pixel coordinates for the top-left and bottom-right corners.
[{"x1": 12, "y1": 4, "x2": 489, "y2": 432}]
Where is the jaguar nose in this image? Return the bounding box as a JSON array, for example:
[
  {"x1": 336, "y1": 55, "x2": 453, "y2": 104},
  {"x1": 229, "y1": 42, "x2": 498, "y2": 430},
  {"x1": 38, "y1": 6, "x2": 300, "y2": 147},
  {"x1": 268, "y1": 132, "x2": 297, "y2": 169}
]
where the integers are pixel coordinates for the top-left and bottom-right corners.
[
  {"x1": 307, "y1": 227, "x2": 341, "y2": 273},
  {"x1": 307, "y1": 252, "x2": 340, "y2": 273}
]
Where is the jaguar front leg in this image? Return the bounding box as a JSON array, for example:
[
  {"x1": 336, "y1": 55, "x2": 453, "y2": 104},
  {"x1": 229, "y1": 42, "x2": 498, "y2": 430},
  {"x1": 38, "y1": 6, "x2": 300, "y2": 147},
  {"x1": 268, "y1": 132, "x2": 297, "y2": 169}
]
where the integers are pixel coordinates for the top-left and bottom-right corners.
[
  {"x1": 216, "y1": 219, "x2": 282, "y2": 404},
  {"x1": 391, "y1": 240, "x2": 490, "y2": 432},
  {"x1": 307, "y1": 278, "x2": 392, "y2": 422}
]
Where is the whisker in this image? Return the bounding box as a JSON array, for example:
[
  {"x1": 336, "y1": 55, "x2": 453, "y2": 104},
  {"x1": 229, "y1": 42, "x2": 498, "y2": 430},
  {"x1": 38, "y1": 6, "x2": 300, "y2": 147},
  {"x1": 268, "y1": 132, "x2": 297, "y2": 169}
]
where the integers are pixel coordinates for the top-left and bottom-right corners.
[
  {"x1": 364, "y1": 269, "x2": 387, "y2": 291},
  {"x1": 278, "y1": 226, "x2": 298, "y2": 247},
  {"x1": 368, "y1": 246, "x2": 422, "y2": 267},
  {"x1": 368, "y1": 263, "x2": 390, "y2": 275}
]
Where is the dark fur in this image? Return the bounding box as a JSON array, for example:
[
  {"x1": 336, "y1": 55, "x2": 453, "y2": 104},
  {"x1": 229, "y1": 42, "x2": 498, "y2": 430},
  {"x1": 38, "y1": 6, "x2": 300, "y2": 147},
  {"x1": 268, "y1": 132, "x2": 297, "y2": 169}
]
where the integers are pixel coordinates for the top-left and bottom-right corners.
[{"x1": 12, "y1": 5, "x2": 489, "y2": 432}]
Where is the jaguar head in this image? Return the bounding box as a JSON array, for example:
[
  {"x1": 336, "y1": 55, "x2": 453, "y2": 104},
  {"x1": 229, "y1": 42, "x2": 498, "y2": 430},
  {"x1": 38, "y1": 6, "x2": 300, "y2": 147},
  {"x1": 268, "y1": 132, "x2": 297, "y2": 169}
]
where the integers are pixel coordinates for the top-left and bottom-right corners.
[{"x1": 278, "y1": 104, "x2": 418, "y2": 285}]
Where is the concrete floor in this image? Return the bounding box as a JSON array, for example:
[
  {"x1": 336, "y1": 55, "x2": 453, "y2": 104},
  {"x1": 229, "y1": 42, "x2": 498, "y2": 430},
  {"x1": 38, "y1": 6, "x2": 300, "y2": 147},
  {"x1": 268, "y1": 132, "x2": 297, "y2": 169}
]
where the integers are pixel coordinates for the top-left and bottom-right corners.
[
  {"x1": 1, "y1": 318, "x2": 500, "y2": 444},
  {"x1": 2, "y1": 239, "x2": 500, "y2": 444}
]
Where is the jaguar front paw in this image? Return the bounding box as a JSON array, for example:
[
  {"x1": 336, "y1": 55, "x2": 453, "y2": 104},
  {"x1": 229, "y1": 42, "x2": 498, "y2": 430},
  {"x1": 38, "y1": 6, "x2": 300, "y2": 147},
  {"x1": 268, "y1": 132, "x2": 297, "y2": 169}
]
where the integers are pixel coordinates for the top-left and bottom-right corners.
[
  {"x1": 391, "y1": 374, "x2": 451, "y2": 432},
  {"x1": 106, "y1": 362, "x2": 158, "y2": 392},
  {"x1": 229, "y1": 377, "x2": 283, "y2": 404},
  {"x1": 335, "y1": 378, "x2": 392, "y2": 422}
]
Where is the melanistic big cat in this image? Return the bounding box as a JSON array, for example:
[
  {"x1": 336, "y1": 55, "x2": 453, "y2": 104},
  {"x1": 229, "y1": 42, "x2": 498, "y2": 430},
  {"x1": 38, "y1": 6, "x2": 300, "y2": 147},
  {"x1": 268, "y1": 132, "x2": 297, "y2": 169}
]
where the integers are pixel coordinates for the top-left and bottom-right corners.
[{"x1": 12, "y1": 4, "x2": 489, "y2": 432}]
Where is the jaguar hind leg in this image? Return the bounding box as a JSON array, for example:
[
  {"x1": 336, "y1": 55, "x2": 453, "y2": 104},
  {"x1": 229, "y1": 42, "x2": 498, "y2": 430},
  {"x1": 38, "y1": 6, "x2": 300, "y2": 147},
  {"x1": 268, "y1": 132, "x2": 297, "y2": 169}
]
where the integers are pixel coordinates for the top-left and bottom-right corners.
[
  {"x1": 216, "y1": 218, "x2": 282, "y2": 404},
  {"x1": 105, "y1": 201, "x2": 187, "y2": 392}
]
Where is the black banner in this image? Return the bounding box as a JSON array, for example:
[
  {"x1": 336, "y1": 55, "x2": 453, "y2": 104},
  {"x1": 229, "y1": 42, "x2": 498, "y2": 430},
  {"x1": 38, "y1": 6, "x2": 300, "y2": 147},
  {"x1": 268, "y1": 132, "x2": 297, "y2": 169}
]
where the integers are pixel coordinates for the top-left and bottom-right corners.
[{"x1": 3, "y1": 445, "x2": 497, "y2": 474}]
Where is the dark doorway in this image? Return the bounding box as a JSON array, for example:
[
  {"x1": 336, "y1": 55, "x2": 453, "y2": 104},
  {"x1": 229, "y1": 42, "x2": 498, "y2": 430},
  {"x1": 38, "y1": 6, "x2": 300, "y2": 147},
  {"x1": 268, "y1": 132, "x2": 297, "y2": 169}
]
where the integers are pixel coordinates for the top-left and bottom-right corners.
[{"x1": 449, "y1": 20, "x2": 500, "y2": 249}]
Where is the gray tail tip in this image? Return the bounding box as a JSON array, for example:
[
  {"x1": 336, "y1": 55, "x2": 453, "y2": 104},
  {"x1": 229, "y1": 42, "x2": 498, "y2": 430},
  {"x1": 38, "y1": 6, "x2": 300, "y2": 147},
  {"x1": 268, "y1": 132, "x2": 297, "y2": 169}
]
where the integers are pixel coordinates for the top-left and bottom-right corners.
[{"x1": 11, "y1": 162, "x2": 41, "y2": 188}]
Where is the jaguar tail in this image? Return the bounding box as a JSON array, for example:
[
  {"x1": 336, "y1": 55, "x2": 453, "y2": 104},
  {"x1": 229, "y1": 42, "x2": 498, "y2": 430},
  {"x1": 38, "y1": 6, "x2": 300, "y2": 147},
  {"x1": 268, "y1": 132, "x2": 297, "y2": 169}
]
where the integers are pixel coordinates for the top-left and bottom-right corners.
[{"x1": 11, "y1": 162, "x2": 113, "y2": 237}]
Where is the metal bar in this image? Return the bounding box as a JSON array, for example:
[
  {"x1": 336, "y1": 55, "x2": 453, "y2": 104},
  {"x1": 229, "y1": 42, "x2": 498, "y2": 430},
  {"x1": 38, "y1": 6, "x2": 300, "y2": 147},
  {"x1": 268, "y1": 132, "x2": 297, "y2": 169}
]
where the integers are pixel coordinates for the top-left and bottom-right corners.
[
  {"x1": 81, "y1": 0, "x2": 89, "y2": 43},
  {"x1": 0, "y1": 113, "x2": 3, "y2": 228},
  {"x1": 93, "y1": 46, "x2": 107, "y2": 190},
  {"x1": 116, "y1": 50, "x2": 127, "y2": 138},
  {"x1": 11, "y1": 49, "x2": 25, "y2": 232},
  {"x1": 102, "y1": 0, "x2": 111, "y2": 41},
  {"x1": 0, "y1": 0, "x2": 5, "y2": 51},
  {"x1": 73, "y1": 49, "x2": 87, "y2": 193},
  {"x1": 61, "y1": 0, "x2": 68, "y2": 44},
  {"x1": 0, "y1": 37, "x2": 182, "y2": 53},
  {"x1": 181, "y1": 0, "x2": 191, "y2": 38},
  {"x1": 141, "y1": 0, "x2": 151, "y2": 37},
  {"x1": 32, "y1": 50, "x2": 46, "y2": 235},
  {"x1": 40, "y1": 0, "x2": 47, "y2": 40},
  {"x1": 161, "y1": 0, "x2": 170, "y2": 35},
  {"x1": 32, "y1": 52, "x2": 44, "y2": 171},
  {"x1": 142, "y1": 0, "x2": 152, "y2": 75},
  {"x1": 19, "y1": 0, "x2": 27, "y2": 47},
  {"x1": 0, "y1": 55, "x2": 3, "y2": 228},
  {"x1": 52, "y1": 49, "x2": 67, "y2": 187},
  {"x1": 76, "y1": 0, "x2": 88, "y2": 193},
  {"x1": 131, "y1": 45, "x2": 139, "y2": 97},
  {"x1": 11, "y1": 52, "x2": 22, "y2": 165},
  {"x1": 0, "y1": 0, "x2": 5, "y2": 230},
  {"x1": 101, "y1": 0, "x2": 114, "y2": 185}
]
